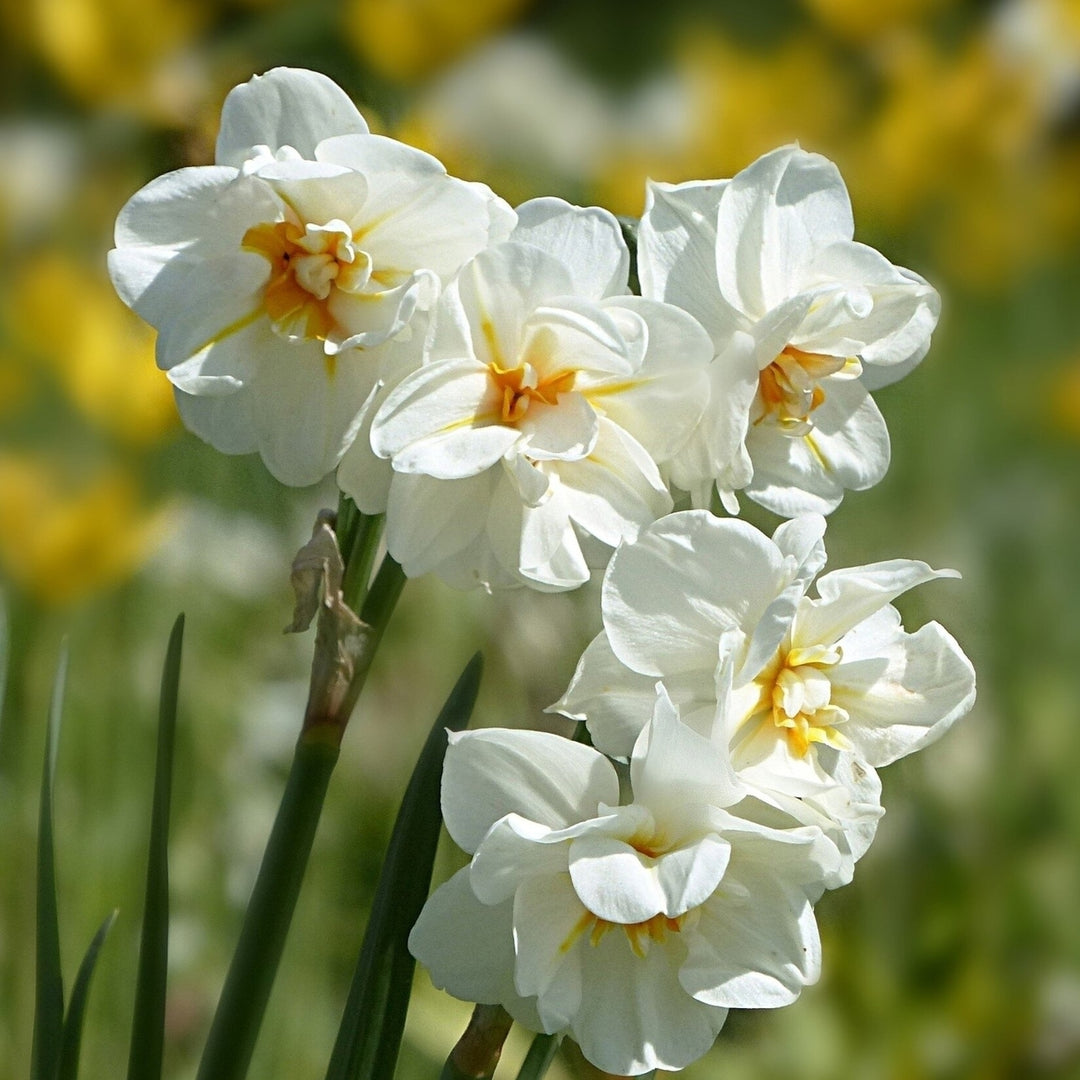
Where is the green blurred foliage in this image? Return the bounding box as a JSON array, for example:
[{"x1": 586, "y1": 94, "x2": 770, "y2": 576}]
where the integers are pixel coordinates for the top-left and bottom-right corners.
[{"x1": 2, "y1": 0, "x2": 1080, "y2": 1077}]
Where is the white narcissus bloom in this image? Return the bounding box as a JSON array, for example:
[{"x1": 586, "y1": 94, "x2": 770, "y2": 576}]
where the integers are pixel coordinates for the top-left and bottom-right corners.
[
  {"x1": 638, "y1": 145, "x2": 940, "y2": 516},
  {"x1": 409, "y1": 690, "x2": 838, "y2": 1076},
  {"x1": 370, "y1": 198, "x2": 714, "y2": 591},
  {"x1": 109, "y1": 67, "x2": 514, "y2": 488},
  {"x1": 554, "y1": 510, "x2": 976, "y2": 883}
]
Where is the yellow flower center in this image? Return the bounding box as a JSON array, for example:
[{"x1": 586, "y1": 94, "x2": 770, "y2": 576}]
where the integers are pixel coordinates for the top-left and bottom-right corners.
[
  {"x1": 756, "y1": 346, "x2": 861, "y2": 434},
  {"x1": 756, "y1": 643, "x2": 850, "y2": 757},
  {"x1": 242, "y1": 218, "x2": 372, "y2": 342},
  {"x1": 483, "y1": 322, "x2": 576, "y2": 424},
  {"x1": 561, "y1": 909, "x2": 692, "y2": 959}
]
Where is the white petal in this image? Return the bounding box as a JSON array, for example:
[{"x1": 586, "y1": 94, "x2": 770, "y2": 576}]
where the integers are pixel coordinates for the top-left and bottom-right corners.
[
  {"x1": 772, "y1": 514, "x2": 828, "y2": 585},
  {"x1": 715, "y1": 146, "x2": 854, "y2": 316},
  {"x1": 470, "y1": 814, "x2": 583, "y2": 905},
  {"x1": 602, "y1": 510, "x2": 789, "y2": 678},
  {"x1": 685, "y1": 877, "x2": 820, "y2": 1009},
  {"x1": 454, "y1": 244, "x2": 574, "y2": 369},
  {"x1": 831, "y1": 614, "x2": 976, "y2": 766},
  {"x1": 569, "y1": 832, "x2": 669, "y2": 923},
  {"x1": 798, "y1": 241, "x2": 939, "y2": 367},
  {"x1": 383, "y1": 471, "x2": 492, "y2": 579},
  {"x1": 555, "y1": 421, "x2": 672, "y2": 548},
  {"x1": 250, "y1": 341, "x2": 377, "y2": 485},
  {"x1": 586, "y1": 296, "x2": 712, "y2": 463},
  {"x1": 408, "y1": 868, "x2": 520, "y2": 1009},
  {"x1": 512, "y1": 873, "x2": 587, "y2": 1026},
  {"x1": 173, "y1": 384, "x2": 258, "y2": 455},
  {"x1": 518, "y1": 395, "x2": 599, "y2": 462},
  {"x1": 551, "y1": 631, "x2": 658, "y2": 759},
  {"x1": 744, "y1": 379, "x2": 890, "y2": 516},
  {"x1": 154, "y1": 252, "x2": 268, "y2": 378},
  {"x1": 513, "y1": 197, "x2": 629, "y2": 299},
  {"x1": 215, "y1": 68, "x2": 369, "y2": 167},
  {"x1": 638, "y1": 178, "x2": 739, "y2": 346},
  {"x1": 630, "y1": 686, "x2": 743, "y2": 812},
  {"x1": 319, "y1": 134, "x2": 514, "y2": 276},
  {"x1": 441, "y1": 728, "x2": 619, "y2": 853},
  {"x1": 373, "y1": 358, "x2": 518, "y2": 478},
  {"x1": 574, "y1": 929, "x2": 728, "y2": 1074},
  {"x1": 795, "y1": 559, "x2": 961, "y2": 648},
  {"x1": 110, "y1": 168, "x2": 279, "y2": 325}
]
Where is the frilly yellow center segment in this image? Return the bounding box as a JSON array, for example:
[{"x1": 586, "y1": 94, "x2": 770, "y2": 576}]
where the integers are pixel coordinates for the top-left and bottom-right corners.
[
  {"x1": 243, "y1": 218, "x2": 372, "y2": 342},
  {"x1": 757, "y1": 346, "x2": 862, "y2": 434},
  {"x1": 753, "y1": 642, "x2": 851, "y2": 757},
  {"x1": 561, "y1": 909, "x2": 692, "y2": 960},
  {"x1": 488, "y1": 360, "x2": 577, "y2": 423}
]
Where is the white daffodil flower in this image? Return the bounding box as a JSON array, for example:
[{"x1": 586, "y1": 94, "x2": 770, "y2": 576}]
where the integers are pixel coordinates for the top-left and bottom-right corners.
[
  {"x1": 369, "y1": 198, "x2": 713, "y2": 591},
  {"x1": 554, "y1": 510, "x2": 975, "y2": 883},
  {"x1": 109, "y1": 67, "x2": 515, "y2": 487},
  {"x1": 638, "y1": 145, "x2": 940, "y2": 516},
  {"x1": 409, "y1": 689, "x2": 838, "y2": 1076}
]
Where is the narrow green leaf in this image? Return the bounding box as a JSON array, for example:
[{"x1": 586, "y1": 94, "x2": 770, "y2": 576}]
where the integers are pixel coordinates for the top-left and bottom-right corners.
[
  {"x1": 31, "y1": 641, "x2": 68, "y2": 1080},
  {"x1": 0, "y1": 592, "x2": 8, "y2": 747},
  {"x1": 196, "y1": 737, "x2": 339, "y2": 1080},
  {"x1": 325, "y1": 652, "x2": 484, "y2": 1080},
  {"x1": 58, "y1": 910, "x2": 118, "y2": 1080},
  {"x1": 127, "y1": 614, "x2": 184, "y2": 1080},
  {"x1": 515, "y1": 1034, "x2": 561, "y2": 1080}
]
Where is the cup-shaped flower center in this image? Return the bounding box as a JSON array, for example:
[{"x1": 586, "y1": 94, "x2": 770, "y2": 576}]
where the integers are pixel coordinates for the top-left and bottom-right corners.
[
  {"x1": 486, "y1": 325, "x2": 577, "y2": 424},
  {"x1": 243, "y1": 218, "x2": 373, "y2": 341},
  {"x1": 756, "y1": 346, "x2": 861, "y2": 435},
  {"x1": 766, "y1": 643, "x2": 850, "y2": 757}
]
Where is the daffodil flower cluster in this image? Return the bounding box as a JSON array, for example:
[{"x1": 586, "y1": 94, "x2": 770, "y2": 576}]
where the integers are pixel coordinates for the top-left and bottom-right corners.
[{"x1": 109, "y1": 68, "x2": 975, "y2": 1076}]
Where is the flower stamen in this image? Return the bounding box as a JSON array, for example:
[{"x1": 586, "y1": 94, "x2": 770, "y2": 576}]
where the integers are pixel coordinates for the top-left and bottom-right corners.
[{"x1": 755, "y1": 346, "x2": 861, "y2": 435}]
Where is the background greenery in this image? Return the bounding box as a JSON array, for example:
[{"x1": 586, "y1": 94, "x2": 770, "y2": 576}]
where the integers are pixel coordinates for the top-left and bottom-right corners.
[{"x1": 2, "y1": 0, "x2": 1080, "y2": 1077}]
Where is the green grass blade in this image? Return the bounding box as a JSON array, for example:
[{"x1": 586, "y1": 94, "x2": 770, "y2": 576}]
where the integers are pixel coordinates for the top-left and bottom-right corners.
[
  {"x1": 58, "y1": 910, "x2": 118, "y2": 1080},
  {"x1": 127, "y1": 614, "x2": 185, "y2": 1080},
  {"x1": 325, "y1": 652, "x2": 484, "y2": 1080},
  {"x1": 31, "y1": 640, "x2": 68, "y2": 1080},
  {"x1": 515, "y1": 1034, "x2": 561, "y2": 1080}
]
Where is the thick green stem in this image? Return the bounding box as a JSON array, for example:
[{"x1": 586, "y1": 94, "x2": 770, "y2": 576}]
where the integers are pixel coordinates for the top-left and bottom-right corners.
[{"x1": 195, "y1": 737, "x2": 339, "y2": 1080}]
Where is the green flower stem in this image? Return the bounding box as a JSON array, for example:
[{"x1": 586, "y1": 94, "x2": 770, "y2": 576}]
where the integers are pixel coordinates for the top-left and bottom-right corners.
[
  {"x1": 197, "y1": 508, "x2": 407, "y2": 1080},
  {"x1": 515, "y1": 1034, "x2": 561, "y2": 1080},
  {"x1": 438, "y1": 1005, "x2": 514, "y2": 1080},
  {"x1": 195, "y1": 736, "x2": 339, "y2": 1080},
  {"x1": 340, "y1": 511, "x2": 385, "y2": 613}
]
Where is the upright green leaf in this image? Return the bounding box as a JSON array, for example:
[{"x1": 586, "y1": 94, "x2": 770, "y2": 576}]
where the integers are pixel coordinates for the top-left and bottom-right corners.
[
  {"x1": 325, "y1": 652, "x2": 484, "y2": 1080},
  {"x1": 127, "y1": 614, "x2": 185, "y2": 1080},
  {"x1": 515, "y1": 1034, "x2": 561, "y2": 1080},
  {"x1": 31, "y1": 641, "x2": 68, "y2": 1080},
  {"x1": 0, "y1": 593, "x2": 8, "y2": 748},
  {"x1": 58, "y1": 910, "x2": 118, "y2": 1080}
]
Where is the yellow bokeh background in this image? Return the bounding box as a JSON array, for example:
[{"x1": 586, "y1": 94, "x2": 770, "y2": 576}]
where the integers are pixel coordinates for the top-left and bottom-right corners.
[{"x1": 2, "y1": 1, "x2": 1079, "y2": 1078}]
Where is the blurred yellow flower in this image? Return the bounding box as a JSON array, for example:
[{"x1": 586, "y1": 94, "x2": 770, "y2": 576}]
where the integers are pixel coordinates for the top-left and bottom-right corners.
[
  {"x1": 801, "y1": 0, "x2": 955, "y2": 41},
  {"x1": 343, "y1": 0, "x2": 533, "y2": 83},
  {"x1": 10, "y1": 254, "x2": 178, "y2": 445},
  {"x1": 0, "y1": 455, "x2": 169, "y2": 606},
  {"x1": 596, "y1": 29, "x2": 854, "y2": 216},
  {"x1": 20, "y1": 0, "x2": 210, "y2": 123}
]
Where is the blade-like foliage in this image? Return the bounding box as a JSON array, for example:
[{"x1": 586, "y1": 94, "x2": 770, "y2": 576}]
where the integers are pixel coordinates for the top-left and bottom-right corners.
[
  {"x1": 515, "y1": 1034, "x2": 561, "y2": 1080},
  {"x1": 31, "y1": 642, "x2": 68, "y2": 1080},
  {"x1": 325, "y1": 652, "x2": 484, "y2": 1080},
  {"x1": 58, "y1": 910, "x2": 119, "y2": 1080},
  {"x1": 127, "y1": 614, "x2": 185, "y2": 1080}
]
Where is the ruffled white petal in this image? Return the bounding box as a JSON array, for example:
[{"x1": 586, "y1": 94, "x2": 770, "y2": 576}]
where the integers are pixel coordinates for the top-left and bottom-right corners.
[
  {"x1": 602, "y1": 511, "x2": 789, "y2": 678},
  {"x1": 441, "y1": 728, "x2": 619, "y2": 853},
  {"x1": 513, "y1": 197, "x2": 629, "y2": 300},
  {"x1": 830, "y1": 611, "x2": 976, "y2": 766},
  {"x1": 215, "y1": 67, "x2": 370, "y2": 168}
]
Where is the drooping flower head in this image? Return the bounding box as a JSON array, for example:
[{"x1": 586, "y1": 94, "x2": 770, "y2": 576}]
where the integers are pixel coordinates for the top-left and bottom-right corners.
[
  {"x1": 109, "y1": 67, "x2": 514, "y2": 487},
  {"x1": 369, "y1": 198, "x2": 714, "y2": 591},
  {"x1": 638, "y1": 146, "x2": 940, "y2": 515},
  {"x1": 410, "y1": 689, "x2": 838, "y2": 1075},
  {"x1": 555, "y1": 510, "x2": 976, "y2": 883}
]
